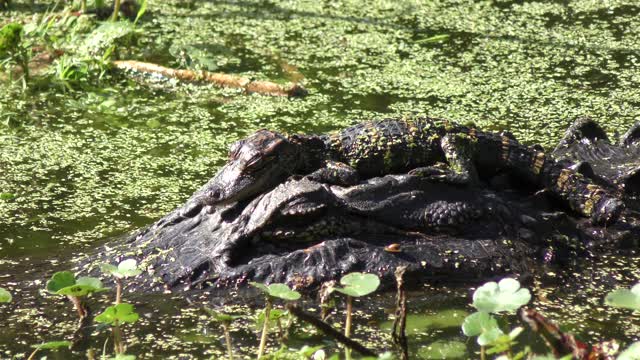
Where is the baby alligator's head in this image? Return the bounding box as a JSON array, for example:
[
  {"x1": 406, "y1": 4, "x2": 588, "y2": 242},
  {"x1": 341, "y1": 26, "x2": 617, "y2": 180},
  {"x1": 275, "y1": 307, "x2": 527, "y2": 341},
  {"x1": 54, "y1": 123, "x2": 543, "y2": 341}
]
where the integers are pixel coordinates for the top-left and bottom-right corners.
[{"x1": 200, "y1": 129, "x2": 301, "y2": 206}]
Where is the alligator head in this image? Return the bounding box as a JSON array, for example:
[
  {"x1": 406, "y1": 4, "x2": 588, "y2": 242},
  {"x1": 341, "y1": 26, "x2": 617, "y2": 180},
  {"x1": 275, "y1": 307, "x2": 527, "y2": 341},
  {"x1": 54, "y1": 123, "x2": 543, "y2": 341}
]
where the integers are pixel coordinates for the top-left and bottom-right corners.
[{"x1": 194, "y1": 129, "x2": 301, "y2": 207}]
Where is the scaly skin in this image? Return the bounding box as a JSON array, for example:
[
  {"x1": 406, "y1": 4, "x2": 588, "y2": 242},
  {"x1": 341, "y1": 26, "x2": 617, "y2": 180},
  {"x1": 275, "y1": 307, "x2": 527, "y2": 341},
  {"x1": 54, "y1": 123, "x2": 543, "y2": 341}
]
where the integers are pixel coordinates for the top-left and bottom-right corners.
[{"x1": 192, "y1": 117, "x2": 623, "y2": 225}]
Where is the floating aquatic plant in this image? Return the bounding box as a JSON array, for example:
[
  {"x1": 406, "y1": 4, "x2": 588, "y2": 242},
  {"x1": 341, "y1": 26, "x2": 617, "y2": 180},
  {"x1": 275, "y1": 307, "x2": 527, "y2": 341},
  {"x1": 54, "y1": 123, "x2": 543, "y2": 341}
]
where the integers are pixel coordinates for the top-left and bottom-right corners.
[{"x1": 250, "y1": 282, "x2": 301, "y2": 359}]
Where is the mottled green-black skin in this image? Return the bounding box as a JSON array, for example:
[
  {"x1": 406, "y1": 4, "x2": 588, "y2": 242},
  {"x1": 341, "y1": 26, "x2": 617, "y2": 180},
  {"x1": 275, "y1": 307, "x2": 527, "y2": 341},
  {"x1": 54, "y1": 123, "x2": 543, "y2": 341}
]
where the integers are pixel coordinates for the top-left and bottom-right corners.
[{"x1": 202, "y1": 117, "x2": 623, "y2": 225}]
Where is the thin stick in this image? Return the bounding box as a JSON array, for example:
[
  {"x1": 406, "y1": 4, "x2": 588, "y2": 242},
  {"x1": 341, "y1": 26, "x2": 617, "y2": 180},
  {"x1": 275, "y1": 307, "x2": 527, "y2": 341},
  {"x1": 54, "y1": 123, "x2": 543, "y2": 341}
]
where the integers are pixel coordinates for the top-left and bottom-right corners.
[
  {"x1": 391, "y1": 266, "x2": 409, "y2": 360},
  {"x1": 257, "y1": 298, "x2": 272, "y2": 359},
  {"x1": 102, "y1": 336, "x2": 109, "y2": 359},
  {"x1": 27, "y1": 348, "x2": 40, "y2": 360},
  {"x1": 286, "y1": 304, "x2": 376, "y2": 357},
  {"x1": 112, "y1": 60, "x2": 307, "y2": 97}
]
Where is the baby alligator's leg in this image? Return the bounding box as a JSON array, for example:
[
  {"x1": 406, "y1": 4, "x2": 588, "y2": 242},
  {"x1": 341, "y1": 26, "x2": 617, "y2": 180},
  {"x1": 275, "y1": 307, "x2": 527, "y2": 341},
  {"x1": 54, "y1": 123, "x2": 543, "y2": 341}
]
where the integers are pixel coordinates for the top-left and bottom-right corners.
[
  {"x1": 409, "y1": 134, "x2": 480, "y2": 186},
  {"x1": 305, "y1": 160, "x2": 360, "y2": 186}
]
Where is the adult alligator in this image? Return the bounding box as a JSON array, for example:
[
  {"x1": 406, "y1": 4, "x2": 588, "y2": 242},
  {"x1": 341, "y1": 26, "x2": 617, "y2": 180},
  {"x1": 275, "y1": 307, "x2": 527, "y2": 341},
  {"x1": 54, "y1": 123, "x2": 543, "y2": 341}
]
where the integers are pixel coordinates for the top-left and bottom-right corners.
[{"x1": 86, "y1": 119, "x2": 640, "y2": 293}]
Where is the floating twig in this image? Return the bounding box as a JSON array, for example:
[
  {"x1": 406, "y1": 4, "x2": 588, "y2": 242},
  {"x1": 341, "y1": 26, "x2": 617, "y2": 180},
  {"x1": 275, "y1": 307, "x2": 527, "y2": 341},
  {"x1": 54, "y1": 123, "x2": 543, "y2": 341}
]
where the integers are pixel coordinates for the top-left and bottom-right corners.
[{"x1": 111, "y1": 60, "x2": 307, "y2": 97}]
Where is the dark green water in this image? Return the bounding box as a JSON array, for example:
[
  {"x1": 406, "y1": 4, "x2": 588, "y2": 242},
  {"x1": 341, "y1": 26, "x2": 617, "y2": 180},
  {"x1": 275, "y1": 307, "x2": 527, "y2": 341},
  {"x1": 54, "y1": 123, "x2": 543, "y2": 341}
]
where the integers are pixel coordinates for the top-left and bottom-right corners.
[{"x1": 1, "y1": 0, "x2": 640, "y2": 358}]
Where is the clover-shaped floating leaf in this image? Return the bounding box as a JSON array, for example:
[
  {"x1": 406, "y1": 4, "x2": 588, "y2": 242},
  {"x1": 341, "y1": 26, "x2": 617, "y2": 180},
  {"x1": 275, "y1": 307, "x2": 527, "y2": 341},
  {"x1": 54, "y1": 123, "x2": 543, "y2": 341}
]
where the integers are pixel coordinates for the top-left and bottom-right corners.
[
  {"x1": 605, "y1": 283, "x2": 640, "y2": 311},
  {"x1": 100, "y1": 259, "x2": 142, "y2": 279},
  {"x1": 486, "y1": 327, "x2": 524, "y2": 355},
  {"x1": 333, "y1": 272, "x2": 380, "y2": 298},
  {"x1": 46, "y1": 271, "x2": 107, "y2": 297},
  {"x1": 95, "y1": 303, "x2": 139, "y2": 325},
  {"x1": 0, "y1": 287, "x2": 11, "y2": 303},
  {"x1": 473, "y1": 278, "x2": 531, "y2": 313},
  {"x1": 249, "y1": 282, "x2": 301, "y2": 301},
  {"x1": 46, "y1": 271, "x2": 76, "y2": 293},
  {"x1": 255, "y1": 308, "x2": 290, "y2": 330},
  {"x1": 618, "y1": 342, "x2": 640, "y2": 360},
  {"x1": 462, "y1": 312, "x2": 504, "y2": 346},
  {"x1": 57, "y1": 277, "x2": 108, "y2": 297},
  {"x1": 31, "y1": 340, "x2": 71, "y2": 349},
  {"x1": 203, "y1": 307, "x2": 242, "y2": 323}
]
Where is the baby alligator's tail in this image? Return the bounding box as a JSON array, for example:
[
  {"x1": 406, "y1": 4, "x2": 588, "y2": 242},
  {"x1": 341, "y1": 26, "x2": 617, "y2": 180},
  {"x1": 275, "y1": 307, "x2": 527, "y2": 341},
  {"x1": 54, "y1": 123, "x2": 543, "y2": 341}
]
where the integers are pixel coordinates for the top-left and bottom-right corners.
[{"x1": 540, "y1": 159, "x2": 624, "y2": 225}]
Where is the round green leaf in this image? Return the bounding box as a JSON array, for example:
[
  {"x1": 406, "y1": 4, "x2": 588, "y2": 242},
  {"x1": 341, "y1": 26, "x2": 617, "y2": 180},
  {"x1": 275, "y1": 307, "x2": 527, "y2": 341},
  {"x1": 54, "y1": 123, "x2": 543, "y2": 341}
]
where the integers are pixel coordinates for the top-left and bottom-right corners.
[
  {"x1": 618, "y1": 342, "x2": 640, "y2": 360},
  {"x1": 0, "y1": 287, "x2": 11, "y2": 303},
  {"x1": 117, "y1": 259, "x2": 142, "y2": 277},
  {"x1": 203, "y1": 307, "x2": 242, "y2": 323},
  {"x1": 249, "y1": 282, "x2": 270, "y2": 294},
  {"x1": 472, "y1": 278, "x2": 531, "y2": 313},
  {"x1": 605, "y1": 284, "x2": 640, "y2": 311},
  {"x1": 95, "y1": 303, "x2": 139, "y2": 325},
  {"x1": 477, "y1": 326, "x2": 504, "y2": 346},
  {"x1": 249, "y1": 282, "x2": 301, "y2": 300},
  {"x1": 462, "y1": 311, "x2": 505, "y2": 346},
  {"x1": 31, "y1": 340, "x2": 71, "y2": 349},
  {"x1": 101, "y1": 259, "x2": 142, "y2": 278},
  {"x1": 100, "y1": 263, "x2": 118, "y2": 275},
  {"x1": 462, "y1": 311, "x2": 499, "y2": 337},
  {"x1": 255, "y1": 308, "x2": 289, "y2": 329},
  {"x1": 334, "y1": 272, "x2": 380, "y2": 297},
  {"x1": 267, "y1": 283, "x2": 301, "y2": 301},
  {"x1": 56, "y1": 277, "x2": 107, "y2": 297},
  {"x1": 46, "y1": 271, "x2": 76, "y2": 294}
]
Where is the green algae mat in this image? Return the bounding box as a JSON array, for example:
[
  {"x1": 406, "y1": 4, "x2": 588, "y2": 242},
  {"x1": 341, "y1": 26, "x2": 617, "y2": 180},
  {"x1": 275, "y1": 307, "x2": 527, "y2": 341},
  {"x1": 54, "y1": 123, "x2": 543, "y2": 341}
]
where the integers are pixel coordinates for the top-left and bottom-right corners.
[{"x1": 1, "y1": 0, "x2": 640, "y2": 358}]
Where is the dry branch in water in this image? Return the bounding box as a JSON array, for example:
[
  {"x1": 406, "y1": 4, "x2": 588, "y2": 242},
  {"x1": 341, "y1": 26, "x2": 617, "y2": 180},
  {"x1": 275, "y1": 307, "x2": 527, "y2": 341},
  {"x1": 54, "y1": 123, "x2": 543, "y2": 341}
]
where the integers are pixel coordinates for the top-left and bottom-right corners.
[
  {"x1": 112, "y1": 60, "x2": 308, "y2": 97},
  {"x1": 286, "y1": 304, "x2": 377, "y2": 357}
]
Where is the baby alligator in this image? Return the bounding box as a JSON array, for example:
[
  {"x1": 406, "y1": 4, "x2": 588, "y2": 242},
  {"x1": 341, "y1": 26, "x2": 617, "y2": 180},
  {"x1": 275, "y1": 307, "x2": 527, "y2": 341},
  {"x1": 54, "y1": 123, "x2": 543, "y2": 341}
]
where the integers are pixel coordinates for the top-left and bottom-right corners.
[{"x1": 192, "y1": 117, "x2": 623, "y2": 225}]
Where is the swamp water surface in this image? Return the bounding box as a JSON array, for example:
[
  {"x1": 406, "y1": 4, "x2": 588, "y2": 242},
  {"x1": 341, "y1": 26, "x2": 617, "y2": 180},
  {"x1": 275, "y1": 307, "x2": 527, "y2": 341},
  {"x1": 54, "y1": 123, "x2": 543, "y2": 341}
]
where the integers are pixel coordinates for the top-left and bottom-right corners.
[{"x1": 1, "y1": 0, "x2": 640, "y2": 358}]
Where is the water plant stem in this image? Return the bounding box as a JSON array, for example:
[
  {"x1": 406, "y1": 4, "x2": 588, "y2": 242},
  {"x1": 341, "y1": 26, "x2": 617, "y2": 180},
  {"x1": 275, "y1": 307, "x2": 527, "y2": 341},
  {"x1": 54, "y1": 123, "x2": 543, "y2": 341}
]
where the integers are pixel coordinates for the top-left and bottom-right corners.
[
  {"x1": 276, "y1": 317, "x2": 284, "y2": 342},
  {"x1": 115, "y1": 278, "x2": 122, "y2": 304},
  {"x1": 67, "y1": 295, "x2": 87, "y2": 318},
  {"x1": 481, "y1": 346, "x2": 486, "y2": 360},
  {"x1": 113, "y1": 322, "x2": 124, "y2": 354},
  {"x1": 222, "y1": 322, "x2": 233, "y2": 360},
  {"x1": 257, "y1": 298, "x2": 272, "y2": 359},
  {"x1": 111, "y1": 0, "x2": 121, "y2": 21},
  {"x1": 345, "y1": 296, "x2": 353, "y2": 360}
]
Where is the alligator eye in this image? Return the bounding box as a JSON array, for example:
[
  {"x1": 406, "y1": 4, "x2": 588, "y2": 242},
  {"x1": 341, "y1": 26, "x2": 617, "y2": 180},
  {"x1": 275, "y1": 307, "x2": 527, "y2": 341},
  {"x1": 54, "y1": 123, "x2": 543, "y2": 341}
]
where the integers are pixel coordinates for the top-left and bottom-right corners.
[
  {"x1": 246, "y1": 154, "x2": 276, "y2": 171},
  {"x1": 228, "y1": 141, "x2": 244, "y2": 160}
]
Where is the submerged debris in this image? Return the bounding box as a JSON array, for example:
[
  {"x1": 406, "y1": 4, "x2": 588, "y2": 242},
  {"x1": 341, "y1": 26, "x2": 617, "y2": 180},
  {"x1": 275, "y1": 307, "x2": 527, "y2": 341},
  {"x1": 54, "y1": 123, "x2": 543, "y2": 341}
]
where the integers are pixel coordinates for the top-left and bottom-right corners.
[{"x1": 112, "y1": 60, "x2": 308, "y2": 97}]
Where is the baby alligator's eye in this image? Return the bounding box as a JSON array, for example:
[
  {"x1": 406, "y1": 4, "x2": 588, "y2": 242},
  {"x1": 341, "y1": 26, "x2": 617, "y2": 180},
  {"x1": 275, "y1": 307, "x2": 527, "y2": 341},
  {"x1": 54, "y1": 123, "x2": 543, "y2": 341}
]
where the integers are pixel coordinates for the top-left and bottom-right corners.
[
  {"x1": 246, "y1": 154, "x2": 276, "y2": 171},
  {"x1": 228, "y1": 141, "x2": 244, "y2": 160}
]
